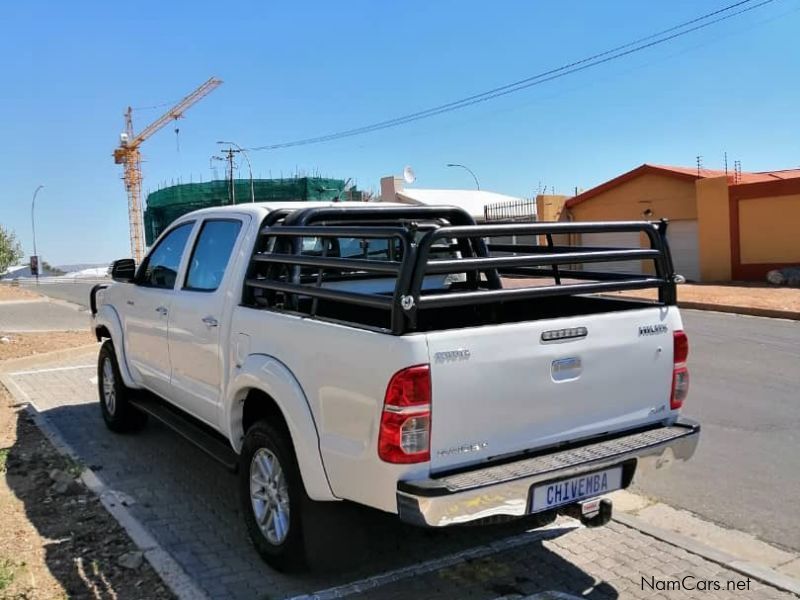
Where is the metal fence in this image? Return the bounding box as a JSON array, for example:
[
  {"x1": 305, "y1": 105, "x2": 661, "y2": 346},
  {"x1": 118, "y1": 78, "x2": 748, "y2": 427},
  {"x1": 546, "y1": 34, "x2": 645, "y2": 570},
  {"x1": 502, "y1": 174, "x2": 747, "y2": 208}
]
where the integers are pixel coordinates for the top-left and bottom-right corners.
[
  {"x1": 1, "y1": 276, "x2": 110, "y2": 286},
  {"x1": 483, "y1": 198, "x2": 537, "y2": 222}
]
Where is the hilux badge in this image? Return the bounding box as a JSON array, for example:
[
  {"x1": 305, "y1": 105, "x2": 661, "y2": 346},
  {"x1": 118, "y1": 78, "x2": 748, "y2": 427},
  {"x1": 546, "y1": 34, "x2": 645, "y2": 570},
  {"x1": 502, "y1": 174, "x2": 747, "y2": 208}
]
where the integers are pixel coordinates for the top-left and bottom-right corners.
[
  {"x1": 638, "y1": 324, "x2": 668, "y2": 336},
  {"x1": 434, "y1": 349, "x2": 471, "y2": 363}
]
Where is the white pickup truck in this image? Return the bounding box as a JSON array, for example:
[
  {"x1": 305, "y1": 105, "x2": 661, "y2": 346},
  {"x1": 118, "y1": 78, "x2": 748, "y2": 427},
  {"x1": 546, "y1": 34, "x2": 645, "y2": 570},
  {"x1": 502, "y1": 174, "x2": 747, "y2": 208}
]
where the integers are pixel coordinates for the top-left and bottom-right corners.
[{"x1": 91, "y1": 202, "x2": 699, "y2": 571}]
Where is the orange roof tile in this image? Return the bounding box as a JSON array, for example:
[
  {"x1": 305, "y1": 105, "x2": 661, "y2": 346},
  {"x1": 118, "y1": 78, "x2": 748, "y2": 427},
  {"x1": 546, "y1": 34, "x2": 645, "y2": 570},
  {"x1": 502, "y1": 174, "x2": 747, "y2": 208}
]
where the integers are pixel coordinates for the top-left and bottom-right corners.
[{"x1": 566, "y1": 164, "x2": 800, "y2": 208}]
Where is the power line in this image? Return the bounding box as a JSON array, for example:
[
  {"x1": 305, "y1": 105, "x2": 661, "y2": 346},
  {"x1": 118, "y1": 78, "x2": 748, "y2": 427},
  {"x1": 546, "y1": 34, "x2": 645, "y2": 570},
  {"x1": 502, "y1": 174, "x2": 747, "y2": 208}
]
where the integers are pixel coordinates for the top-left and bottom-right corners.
[{"x1": 248, "y1": 0, "x2": 777, "y2": 151}]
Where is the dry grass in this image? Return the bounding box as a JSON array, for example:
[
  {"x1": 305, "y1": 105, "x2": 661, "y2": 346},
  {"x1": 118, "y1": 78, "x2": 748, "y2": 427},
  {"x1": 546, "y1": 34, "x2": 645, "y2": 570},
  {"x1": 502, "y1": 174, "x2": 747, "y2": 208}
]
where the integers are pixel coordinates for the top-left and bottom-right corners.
[
  {"x1": 0, "y1": 331, "x2": 96, "y2": 362},
  {"x1": 0, "y1": 285, "x2": 41, "y2": 302}
]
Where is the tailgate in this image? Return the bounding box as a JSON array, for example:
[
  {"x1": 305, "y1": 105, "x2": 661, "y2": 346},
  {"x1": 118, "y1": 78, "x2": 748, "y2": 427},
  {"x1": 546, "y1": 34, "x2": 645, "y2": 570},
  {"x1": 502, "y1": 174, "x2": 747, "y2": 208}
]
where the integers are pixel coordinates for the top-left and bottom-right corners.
[{"x1": 426, "y1": 306, "x2": 681, "y2": 471}]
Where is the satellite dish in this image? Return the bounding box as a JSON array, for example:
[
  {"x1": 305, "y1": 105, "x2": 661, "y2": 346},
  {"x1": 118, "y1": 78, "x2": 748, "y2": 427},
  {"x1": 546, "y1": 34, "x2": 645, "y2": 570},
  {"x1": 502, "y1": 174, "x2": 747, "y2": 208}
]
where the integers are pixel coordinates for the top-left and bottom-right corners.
[{"x1": 403, "y1": 165, "x2": 416, "y2": 184}]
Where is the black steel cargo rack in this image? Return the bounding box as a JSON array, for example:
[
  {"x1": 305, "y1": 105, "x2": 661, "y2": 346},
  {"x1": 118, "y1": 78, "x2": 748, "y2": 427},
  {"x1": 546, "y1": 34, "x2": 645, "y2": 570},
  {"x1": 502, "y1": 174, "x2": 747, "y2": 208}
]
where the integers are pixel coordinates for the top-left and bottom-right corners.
[{"x1": 243, "y1": 205, "x2": 677, "y2": 335}]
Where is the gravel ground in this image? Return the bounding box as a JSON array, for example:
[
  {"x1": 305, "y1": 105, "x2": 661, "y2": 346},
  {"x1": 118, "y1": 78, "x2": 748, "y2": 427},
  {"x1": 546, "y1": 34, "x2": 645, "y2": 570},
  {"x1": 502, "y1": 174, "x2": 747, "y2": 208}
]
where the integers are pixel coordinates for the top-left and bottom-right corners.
[
  {"x1": 0, "y1": 386, "x2": 174, "y2": 599},
  {"x1": 615, "y1": 282, "x2": 800, "y2": 312},
  {"x1": 0, "y1": 285, "x2": 41, "y2": 302},
  {"x1": 0, "y1": 331, "x2": 96, "y2": 362},
  {"x1": 0, "y1": 333, "x2": 172, "y2": 599}
]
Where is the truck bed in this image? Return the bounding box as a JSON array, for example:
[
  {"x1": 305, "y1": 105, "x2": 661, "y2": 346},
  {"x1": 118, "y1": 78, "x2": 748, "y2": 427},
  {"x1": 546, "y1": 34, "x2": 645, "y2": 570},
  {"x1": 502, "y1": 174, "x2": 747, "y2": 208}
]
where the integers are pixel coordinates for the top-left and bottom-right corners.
[
  {"x1": 298, "y1": 291, "x2": 656, "y2": 332},
  {"x1": 235, "y1": 205, "x2": 686, "y2": 512}
]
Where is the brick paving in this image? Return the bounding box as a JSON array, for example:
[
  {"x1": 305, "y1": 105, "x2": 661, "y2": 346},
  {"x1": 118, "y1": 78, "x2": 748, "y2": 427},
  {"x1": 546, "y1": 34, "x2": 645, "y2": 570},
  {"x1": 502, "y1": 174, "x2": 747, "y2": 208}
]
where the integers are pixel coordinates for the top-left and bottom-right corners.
[
  {"x1": 3, "y1": 347, "x2": 796, "y2": 600},
  {"x1": 346, "y1": 522, "x2": 793, "y2": 599}
]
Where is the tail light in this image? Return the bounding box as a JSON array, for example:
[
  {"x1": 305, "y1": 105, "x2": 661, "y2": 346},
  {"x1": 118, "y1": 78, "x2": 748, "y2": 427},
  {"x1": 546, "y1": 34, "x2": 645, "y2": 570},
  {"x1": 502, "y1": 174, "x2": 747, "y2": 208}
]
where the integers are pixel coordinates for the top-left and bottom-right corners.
[
  {"x1": 671, "y1": 330, "x2": 689, "y2": 410},
  {"x1": 378, "y1": 365, "x2": 431, "y2": 463}
]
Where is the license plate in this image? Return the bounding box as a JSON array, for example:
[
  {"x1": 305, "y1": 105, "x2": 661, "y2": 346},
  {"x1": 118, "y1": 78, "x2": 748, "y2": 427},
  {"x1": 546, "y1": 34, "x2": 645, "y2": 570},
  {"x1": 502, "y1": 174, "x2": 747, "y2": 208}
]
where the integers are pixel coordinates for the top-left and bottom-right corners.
[{"x1": 530, "y1": 467, "x2": 622, "y2": 512}]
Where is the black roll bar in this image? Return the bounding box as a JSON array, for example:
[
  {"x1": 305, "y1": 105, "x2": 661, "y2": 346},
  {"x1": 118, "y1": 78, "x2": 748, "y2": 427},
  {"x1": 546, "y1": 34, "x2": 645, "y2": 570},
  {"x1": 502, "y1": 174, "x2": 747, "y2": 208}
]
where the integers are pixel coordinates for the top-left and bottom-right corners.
[{"x1": 244, "y1": 207, "x2": 677, "y2": 334}]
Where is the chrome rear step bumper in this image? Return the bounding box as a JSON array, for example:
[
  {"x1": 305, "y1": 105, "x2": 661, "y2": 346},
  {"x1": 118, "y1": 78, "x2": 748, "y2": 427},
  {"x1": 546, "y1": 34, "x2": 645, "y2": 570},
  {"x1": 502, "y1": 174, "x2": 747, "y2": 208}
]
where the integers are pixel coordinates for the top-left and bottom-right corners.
[{"x1": 397, "y1": 418, "x2": 700, "y2": 527}]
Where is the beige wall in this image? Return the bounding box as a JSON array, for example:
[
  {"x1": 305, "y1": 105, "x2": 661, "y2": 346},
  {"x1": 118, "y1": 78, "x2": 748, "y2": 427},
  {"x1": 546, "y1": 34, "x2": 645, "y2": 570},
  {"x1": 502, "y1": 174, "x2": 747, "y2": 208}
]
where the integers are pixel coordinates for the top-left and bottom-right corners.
[
  {"x1": 739, "y1": 193, "x2": 800, "y2": 264},
  {"x1": 535, "y1": 195, "x2": 570, "y2": 246},
  {"x1": 568, "y1": 174, "x2": 698, "y2": 275},
  {"x1": 536, "y1": 194, "x2": 569, "y2": 222},
  {"x1": 379, "y1": 176, "x2": 404, "y2": 202},
  {"x1": 566, "y1": 168, "x2": 800, "y2": 282},
  {"x1": 695, "y1": 176, "x2": 731, "y2": 281},
  {"x1": 568, "y1": 173, "x2": 697, "y2": 222}
]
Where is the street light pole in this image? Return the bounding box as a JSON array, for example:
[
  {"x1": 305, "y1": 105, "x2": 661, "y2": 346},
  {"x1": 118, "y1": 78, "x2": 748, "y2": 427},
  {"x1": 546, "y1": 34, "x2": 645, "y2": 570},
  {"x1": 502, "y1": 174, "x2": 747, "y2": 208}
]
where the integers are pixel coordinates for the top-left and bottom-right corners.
[
  {"x1": 218, "y1": 141, "x2": 255, "y2": 203},
  {"x1": 446, "y1": 163, "x2": 480, "y2": 190},
  {"x1": 31, "y1": 184, "x2": 44, "y2": 283}
]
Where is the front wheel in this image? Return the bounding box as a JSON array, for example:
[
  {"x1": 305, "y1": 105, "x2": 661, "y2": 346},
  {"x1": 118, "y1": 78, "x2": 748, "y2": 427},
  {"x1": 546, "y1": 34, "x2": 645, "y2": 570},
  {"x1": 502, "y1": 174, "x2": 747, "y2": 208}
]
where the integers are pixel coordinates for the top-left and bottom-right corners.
[
  {"x1": 240, "y1": 421, "x2": 306, "y2": 571},
  {"x1": 98, "y1": 340, "x2": 147, "y2": 433}
]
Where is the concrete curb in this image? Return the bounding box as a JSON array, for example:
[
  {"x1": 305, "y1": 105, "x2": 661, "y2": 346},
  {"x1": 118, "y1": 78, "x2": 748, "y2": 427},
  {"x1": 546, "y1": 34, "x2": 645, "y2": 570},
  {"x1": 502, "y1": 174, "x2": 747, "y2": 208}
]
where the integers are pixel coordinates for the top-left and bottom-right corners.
[
  {"x1": 0, "y1": 372, "x2": 209, "y2": 600},
  {"x1": 47, "y1": 295, "x2": 92, "y2": 313},
  {"x1": 0, "y1": 298, "x2": 49, "y2": 305},
  {"x1": 614, "y1": 513, "x2": 800, "y2": 596},
  {"x1": 678, "y1": 300, "x2": 800, "y2": 321}
]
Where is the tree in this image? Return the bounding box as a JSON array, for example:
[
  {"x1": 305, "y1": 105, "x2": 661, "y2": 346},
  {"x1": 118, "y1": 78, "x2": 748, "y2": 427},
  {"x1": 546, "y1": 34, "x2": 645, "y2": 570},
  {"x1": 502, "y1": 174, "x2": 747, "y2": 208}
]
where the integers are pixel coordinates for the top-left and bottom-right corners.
[
  {"x1": 41, "y1": 260, "x2": 65, "y2": 276},
  {"x1": 0, "y1": 225, "x2": 24, "y2": 276}
]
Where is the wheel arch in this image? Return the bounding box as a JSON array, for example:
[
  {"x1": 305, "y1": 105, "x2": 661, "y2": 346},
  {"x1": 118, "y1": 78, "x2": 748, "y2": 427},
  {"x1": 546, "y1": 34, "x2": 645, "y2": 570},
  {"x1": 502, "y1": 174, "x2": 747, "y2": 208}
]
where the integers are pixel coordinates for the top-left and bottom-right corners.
[
  {"x1": 226, "y1": 354, "x2": 337, "y2": 502},
  {"x1": 94, "y1": 305, "x2": 139, "y2": 389}
]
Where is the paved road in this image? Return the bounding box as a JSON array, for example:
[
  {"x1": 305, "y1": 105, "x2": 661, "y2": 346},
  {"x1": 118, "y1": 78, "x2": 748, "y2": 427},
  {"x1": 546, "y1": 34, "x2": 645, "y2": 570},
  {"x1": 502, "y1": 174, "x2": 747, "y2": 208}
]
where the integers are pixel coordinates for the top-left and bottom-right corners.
[
  {"x1": 20, "y1": 281, "x2": 97, "y2": 308},
  {"x1": 22, "y1": 283, "x2": 800, "y2": 550},
  {"x1": 0, "y1": 298, "x2": 91, "y2": 332},
  {"x1": 635, "y1": 310, "x2": 800, "y2": 551}
]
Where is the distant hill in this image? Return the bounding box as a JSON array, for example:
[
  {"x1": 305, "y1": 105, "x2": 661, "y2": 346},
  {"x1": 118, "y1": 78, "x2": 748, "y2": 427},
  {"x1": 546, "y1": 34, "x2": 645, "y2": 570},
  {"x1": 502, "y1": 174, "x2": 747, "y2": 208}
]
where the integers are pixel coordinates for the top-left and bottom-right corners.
[
  {"x1": 1, "y1": 263, "x2": 110, "y2": 279},
  {"x1": 55, "y1": 263, "x2": 109, "y2": 273}
]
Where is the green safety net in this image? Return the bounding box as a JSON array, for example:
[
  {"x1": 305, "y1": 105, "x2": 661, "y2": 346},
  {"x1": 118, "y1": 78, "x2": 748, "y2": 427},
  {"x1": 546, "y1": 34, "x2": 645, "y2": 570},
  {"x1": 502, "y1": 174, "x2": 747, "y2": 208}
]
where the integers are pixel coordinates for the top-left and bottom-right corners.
[{"x1": 144, "y1": 177, "x2": 359, "y2": 245}]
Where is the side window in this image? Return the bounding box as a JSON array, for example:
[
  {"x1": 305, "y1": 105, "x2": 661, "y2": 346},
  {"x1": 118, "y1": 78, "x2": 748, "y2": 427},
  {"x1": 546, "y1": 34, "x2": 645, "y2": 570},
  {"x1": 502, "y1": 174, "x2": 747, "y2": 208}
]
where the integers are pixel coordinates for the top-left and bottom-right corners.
[
  {"x1": 298, "y1": 237, "x2": 394, "y2": 260},
  {"x1": 137, "y1": 222, "x2": 194, "y2": 289},
  {"x1": 184, "y1": 220, "x2": 243, "y2": 292}
]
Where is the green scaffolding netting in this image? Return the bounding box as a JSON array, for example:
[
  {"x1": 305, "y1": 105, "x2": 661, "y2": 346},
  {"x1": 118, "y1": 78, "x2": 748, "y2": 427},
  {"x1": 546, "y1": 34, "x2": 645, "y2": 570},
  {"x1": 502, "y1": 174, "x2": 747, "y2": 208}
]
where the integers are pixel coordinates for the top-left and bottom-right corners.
[{"x1": 144, "y1": 177, "x2": 358, "y2": 245}]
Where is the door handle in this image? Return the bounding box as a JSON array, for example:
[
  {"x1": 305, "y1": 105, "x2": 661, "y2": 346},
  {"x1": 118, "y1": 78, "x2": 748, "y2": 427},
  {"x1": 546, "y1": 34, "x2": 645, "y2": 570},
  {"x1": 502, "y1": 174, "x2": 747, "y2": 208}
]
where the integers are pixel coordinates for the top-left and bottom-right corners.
[
  {"x1": 202, "y1": 316, "x2": 219, "y2": 328},
  {"x1": 155, "y1": 306, "x2": 168, "y2": 316},
  {"x1": 126, "y1": 300, "x2": 135, "y2": 306}
]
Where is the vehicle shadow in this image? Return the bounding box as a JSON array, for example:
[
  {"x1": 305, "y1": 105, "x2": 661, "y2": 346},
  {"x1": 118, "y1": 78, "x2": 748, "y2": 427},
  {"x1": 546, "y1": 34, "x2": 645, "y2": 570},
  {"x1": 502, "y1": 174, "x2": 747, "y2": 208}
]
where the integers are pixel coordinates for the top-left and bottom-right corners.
[{"x1": 12, "y1": 401, "x2": 618, "y2": 599}]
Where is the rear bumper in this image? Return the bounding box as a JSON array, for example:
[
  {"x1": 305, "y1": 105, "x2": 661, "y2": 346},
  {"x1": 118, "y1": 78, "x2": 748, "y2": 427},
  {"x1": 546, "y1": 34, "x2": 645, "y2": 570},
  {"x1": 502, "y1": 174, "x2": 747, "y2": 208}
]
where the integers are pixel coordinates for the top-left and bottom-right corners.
[{"x1": 397, "y1": 418, "x2": 700, "y2": 527}]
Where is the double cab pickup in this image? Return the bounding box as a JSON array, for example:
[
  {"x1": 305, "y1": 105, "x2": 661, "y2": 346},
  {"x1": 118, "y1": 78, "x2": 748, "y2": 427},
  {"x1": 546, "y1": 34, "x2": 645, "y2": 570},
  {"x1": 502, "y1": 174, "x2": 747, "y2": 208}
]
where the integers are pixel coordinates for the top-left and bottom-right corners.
[{"x1": 91, "y1": 202, "x2": 699, "y2": 570}]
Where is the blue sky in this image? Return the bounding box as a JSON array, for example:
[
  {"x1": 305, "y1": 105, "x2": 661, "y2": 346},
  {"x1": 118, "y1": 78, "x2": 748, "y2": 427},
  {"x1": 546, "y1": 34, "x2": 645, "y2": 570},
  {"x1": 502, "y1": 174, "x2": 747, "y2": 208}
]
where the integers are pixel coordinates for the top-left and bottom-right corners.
[{"x1": 2, "y1": 0, "x2": 798, "y2": 264}]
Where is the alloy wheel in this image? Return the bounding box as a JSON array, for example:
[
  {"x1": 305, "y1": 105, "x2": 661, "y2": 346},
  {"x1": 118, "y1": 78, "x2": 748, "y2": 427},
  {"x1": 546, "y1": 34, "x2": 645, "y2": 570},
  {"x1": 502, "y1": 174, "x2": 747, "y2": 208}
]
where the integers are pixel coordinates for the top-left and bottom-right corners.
[{"x1": 249, "y1": 447, "x2": 291, "y2": 545}]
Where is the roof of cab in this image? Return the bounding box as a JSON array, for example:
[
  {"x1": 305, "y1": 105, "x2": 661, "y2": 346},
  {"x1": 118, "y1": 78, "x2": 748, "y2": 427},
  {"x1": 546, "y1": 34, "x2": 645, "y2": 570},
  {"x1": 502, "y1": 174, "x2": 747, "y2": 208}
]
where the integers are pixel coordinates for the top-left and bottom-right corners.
[{"x1": 179, "y1": 200, "x2": 404, "y2": 220}]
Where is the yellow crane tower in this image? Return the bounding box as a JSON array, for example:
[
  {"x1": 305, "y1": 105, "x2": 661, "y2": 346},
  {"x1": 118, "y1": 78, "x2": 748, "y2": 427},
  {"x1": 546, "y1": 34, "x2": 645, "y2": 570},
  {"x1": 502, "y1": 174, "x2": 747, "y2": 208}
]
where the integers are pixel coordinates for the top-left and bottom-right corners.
[{"x1": 114, "y1": 77, "x2": 223, "y2": 263}]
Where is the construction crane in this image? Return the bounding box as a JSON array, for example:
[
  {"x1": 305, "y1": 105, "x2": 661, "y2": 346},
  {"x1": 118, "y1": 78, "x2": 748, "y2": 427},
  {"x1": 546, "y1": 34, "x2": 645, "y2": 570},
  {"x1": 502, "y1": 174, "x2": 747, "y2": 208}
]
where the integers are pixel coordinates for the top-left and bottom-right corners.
[{"x1": 114, "y1": 77, "x2": 223, "y2": 263}]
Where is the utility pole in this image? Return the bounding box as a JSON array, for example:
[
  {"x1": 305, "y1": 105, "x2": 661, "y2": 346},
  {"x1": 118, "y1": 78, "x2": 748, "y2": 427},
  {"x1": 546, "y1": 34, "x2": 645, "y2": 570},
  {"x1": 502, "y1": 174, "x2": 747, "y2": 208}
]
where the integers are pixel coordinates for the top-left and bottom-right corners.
[
  {"x1": 217, "y1": 141, "x2": 255, "y2": 202},
  {"x1": 221, "y1": 147, "x2": 237, "y2": 204},
  {"x1": 31, "y1": 185, "x2": 44, "y2": 284}
]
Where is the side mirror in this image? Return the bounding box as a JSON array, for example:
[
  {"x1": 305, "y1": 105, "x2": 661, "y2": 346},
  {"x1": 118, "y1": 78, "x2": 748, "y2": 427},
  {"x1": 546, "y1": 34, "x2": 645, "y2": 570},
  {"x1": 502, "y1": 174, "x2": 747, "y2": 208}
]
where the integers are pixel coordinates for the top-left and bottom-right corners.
[{"x1": 110, "y1": 258, "x2": 136, "y2": 283}]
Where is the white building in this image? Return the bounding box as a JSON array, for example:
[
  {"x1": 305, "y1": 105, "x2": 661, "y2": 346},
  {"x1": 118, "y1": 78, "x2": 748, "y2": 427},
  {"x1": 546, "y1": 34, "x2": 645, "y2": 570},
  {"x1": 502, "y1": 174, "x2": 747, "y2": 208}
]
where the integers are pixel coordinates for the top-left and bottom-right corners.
[{"x1": 378, "y1": 176, "x2": 535, "y2": 222}]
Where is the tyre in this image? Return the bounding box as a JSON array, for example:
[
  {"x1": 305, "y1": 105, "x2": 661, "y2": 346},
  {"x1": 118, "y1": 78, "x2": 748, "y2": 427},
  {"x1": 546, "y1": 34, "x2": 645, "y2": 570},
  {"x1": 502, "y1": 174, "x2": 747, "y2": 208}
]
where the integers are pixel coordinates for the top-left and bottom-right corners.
[
  {"x1": 98, "y1": 340, "x2": 147, "y2": 433},
  {"x1": 240, "y1": 421, "x2": 307, "y2": 571}
]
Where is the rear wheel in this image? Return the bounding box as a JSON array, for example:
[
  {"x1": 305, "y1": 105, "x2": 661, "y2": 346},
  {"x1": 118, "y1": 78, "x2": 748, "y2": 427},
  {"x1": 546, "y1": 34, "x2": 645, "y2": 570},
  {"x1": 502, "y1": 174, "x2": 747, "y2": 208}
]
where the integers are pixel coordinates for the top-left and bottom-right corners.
[
  {"x1": 240, "y1": 421, "x2": 306, "y2": 571},
  {"x1": 98, "y1": 341, "x2": 147, "y2": 433}
]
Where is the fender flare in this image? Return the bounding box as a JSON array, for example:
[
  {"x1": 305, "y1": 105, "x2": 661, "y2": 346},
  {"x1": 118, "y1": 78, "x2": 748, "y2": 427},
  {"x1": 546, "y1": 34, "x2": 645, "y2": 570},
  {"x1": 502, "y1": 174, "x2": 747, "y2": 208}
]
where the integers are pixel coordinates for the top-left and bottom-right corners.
[
  {"x1": 93, "y1": 305, "x2": 140, "y2": 389},
  {"x1": 226, "y1": 354, "x2": 337, "y2": 502}
]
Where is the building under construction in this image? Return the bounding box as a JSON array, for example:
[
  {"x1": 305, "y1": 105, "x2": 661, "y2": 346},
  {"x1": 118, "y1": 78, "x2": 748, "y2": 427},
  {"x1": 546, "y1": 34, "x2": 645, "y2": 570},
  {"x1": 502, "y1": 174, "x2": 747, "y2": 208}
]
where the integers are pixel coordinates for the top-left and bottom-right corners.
[{"x1": 143, "y1": 177, "x2": 360, "y2": 245}]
